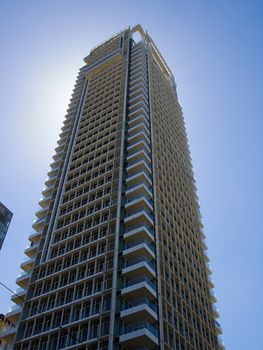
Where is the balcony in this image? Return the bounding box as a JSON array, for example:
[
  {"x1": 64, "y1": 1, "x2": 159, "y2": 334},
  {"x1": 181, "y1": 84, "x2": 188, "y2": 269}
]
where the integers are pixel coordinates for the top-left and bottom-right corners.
[
  {"x1": 35, "y1": 206, "x2": 48, "y2": 219},
  {"x1": 205, "y1": 261, "x2": 212, "y2": 275},
  {"x1": 129, "y1": 75, "x2": 148, "y2": 91},
  {"x1": 210, "y1": 288, "x2": 217, "y2": 304},
  {"x1": 126, "y1": 171, "x2": 152, "y2": 188},
  {"x1": 16, "y1": 271, "x2": 31, "y2": 288},
  {"x1": 20, "y1": 256, "x2": 35, "y2": 272},
  {"x1": 24, "y1": 242, "x2": 38, "y2": 258},
  {"x1": 129, "y1": 75, "x2": 148, "y2": 94},
  {"x1": 41, "y1": 183, "x2": 54, "y2": 197},
  {"x1": 130, "y1": 61, "x2": 147, "y2": 74},
  {"x1": 121, "y1": 298, "x2": 157, "y2": 322},
  {"x1": 202, "y1": 239, "x2": 208, "y2": 251},
  {"x1": 52, "y1": 148, "x2": 64, "y2": 161},
  {"x1": 130, "y1": 50, "x2": 147, "y2": 62},
  {"x1": 47, "y1": 164, "x2": 59, "y2": 175},
  {"x1": 129, "y1": 67, "x2": 148, "y2": 82},
  {"x1": 28, "y1": 230, "x2": 41, "y2": 243},
  {"x1": 45, "y1": 172, "x2": 57, "y2": 185},
  {"x1": 6, "y1": 304, "x2": 21, "y2": 322},
  {"x1": 129, "y1": 86, "x2": 148, "y2": 102},
  {"x1": 57, "y1": 136, "x2": 67, "y2": 146},
  {"x1": 127, "y1": 130, "x2": 150, "y2": 148},
  {"x1": 120, "y1": 321, "x2": 159, "y2": 348},
  {"x1": 0, "y1": 323, "x2": 18, "y2": 343},
  {"x1": 128, "y1": 122, "x2": 150, "y2": 137},
  {"x1": 123, "y1": 239, "x2": 155, "y2": 260},
  {"x1": 50, "y1": 159, "x2": 60, "y2": 169},
  {"x1": 129, "y1": 97, "x2": 149, "y2": 114},
  {"x1": 127, "y1": 149, "x2": 151, "y2": 166},
  {"x1": 208, "y1": 275, "x2": 214, "y2": 288},
  {"x1": 58, "y1": 129, "x2": 68, "y2": 139},
  {"x1": 11, "y1": 287, "x2": 26, "y2": 304},
  {"x1": 129, "y1": 50, "x2": 147, "y2": 66},
  {"x1": 129, "y1": 91, "x2": 148, "y2": 107},
  {"x1": 212, "y1": 304, "x2": 219, "y2": 318},
  {"x1": 127, "y1": 139, "x2": 150, "y2": 154},
  {"x1": 126, "y1": 159, "x2": 152, "y2": 176},
  {"x1": 124, "y1": 224, "x2": 155, "y2": 243},
  {"x1": 215, "y1": 320, "x2": 222, "y2": 335},
  {"x1": 218, "y1": 335, "x2": 225, "y2": 350},
  {"x1": 61, "y1": 121, "x2": 71, "y2": 131},
  {"x1": 130, "y1": 47, "x2": 146, "y2": 58},
  {"x1": 124, "y1": 209, "x2": 154, "y2": 228},
  {"x1": 121, "y1": 277, "x2": 157, "y2": 299},
  {"x1": 49, "y1": 162, "x2": 60, "y2": 174},
  {"x1": 39, "y1": 192, "x2": 52, "y2": 208},
  {"x1": 126, "y1": 183, "x2": 152, "y2": 200},
  {"x1": 130, "y1": 67, "x2": 148, "y2": 82},
  {"x1": 125, "y1": 195, "x2": 153, "y2": 213},
  {"x1": 128, "y1": 105, "x2": 149, "y2": 120},
  {"x1": 32, "y1": 216, "x2": 45, "y2": 230},
  {"x1": 122, "y1": 257, "x2": 156, "y2": 279},
  {"x1": 129, "y1": 79, "x2": 148, "y2": 95}
]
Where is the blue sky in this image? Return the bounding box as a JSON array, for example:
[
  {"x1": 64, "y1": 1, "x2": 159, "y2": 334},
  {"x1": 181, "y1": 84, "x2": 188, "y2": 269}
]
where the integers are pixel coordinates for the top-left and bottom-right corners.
[{"x1": 0, "y1": 1, "x2": 262, "y2": 348}]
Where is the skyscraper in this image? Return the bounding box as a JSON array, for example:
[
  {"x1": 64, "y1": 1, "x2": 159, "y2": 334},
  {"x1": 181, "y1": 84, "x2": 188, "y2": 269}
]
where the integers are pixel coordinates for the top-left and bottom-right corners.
[
  {"x1": 1, "y1": 25, "x2": 223, "y2": 350},
  {"x1": 0, "y1": 202, "x2": 13, "y2": 250}
]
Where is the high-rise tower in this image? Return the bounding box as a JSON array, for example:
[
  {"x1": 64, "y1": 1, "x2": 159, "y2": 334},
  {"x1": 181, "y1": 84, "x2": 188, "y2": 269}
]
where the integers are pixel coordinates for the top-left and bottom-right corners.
[
  {"x1": 0, "y1": 202, "x2": 13, "y2": 250},
  {"x1": 1, "y1": 25, "x2": 223, "y2": 350}
]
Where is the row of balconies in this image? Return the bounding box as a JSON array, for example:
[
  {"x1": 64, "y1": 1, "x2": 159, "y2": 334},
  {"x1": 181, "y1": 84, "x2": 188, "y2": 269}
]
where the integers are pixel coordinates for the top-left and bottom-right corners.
[
  {"x1": 130, "y1": 54, "x2": 147, "y2": 71},
  {"x1": 12, "y1": 234, "x2": 38, "y2": 321},
  {"x1": 118, "y1": 42, "x2": 159, "y2": 349},
  {"x1": 129, "y1": 78, "x2": 148, "y2": 96},
  {"x1": 6, "y1": 225, "x2": 41, "y2": 343},
  {"x1": 129, "y1": 78, "x2": 148, "y2": 97},
  {"x1": 10, "y1": 208, "x2": 42, "y2": 331},
  {"x1": 130, "y1": 51, "x2": 147, "y2": 66}
]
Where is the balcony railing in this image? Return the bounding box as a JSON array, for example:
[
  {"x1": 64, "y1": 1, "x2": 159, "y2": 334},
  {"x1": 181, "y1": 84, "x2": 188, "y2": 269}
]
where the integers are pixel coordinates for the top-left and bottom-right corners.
[
  {"x1": 126, "y1": 182, "x2": 152, "y2": 193},
  {"x1": 120, "y1": 321, "x2": 158, "y2": 338},
  {"x1": 128, "y1": 131, "x2": 151, "y2": 146},
  {"x1": 124, "y1": 239, "x2": 155, "y2": 254},
  {"x1": 129, "y1": 91, "x2": 148, "y2": 106},
  {"x1": 126, "y1": 194, "x2": 153, "y2": 205},
  {"x1": 125, "y1": 208, "x2": 154, "y2": 221},
  {"x1": 127, "y1": 151, "x2": 151, "y2": 165},
  {"x1": 126, "y1": 171, "x2": 152, "y2": 185},
  {"x1": 7, "y1": 304, "x2": 21, "y2": 316},
  {"x1": 129, "y1": 79, "x2": 148, "y2": 95},
  {"x1": 121, "y1": 297, "x2": 157, "y2": 314},
  {"x1": 128, "y1": 122, "x2": 150, "y2": 137},
  {"x1": 125, "y1": 223, "x2": 154, "y2": 236},
  {"x1": 122, "y1": 276, "x2": 156, "y2": 290},
  {"x1": 127, "y1": 139, "x2": 151, "y2": 154},
  {"x1": 28, "y1": 231, "x2": 41, "y2": 242},
  {"x1": 124, "y1": 257, "x2": 156, "y2": 272}
]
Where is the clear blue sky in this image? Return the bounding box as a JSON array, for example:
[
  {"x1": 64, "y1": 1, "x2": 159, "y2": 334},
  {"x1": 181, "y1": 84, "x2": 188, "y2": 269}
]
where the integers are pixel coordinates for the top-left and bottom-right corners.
[{"x1": 0, "y1": 1, "x2": 262, "y2": 348}]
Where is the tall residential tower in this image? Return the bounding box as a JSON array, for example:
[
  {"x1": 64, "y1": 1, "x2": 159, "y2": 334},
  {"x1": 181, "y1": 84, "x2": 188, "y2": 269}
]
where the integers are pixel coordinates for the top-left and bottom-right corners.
[
  {"x1": 0, "y1": 202, "x2": 13, "y2": 250},
  {"x1": 1, "y1": 25, "x2": 223, "y2": 350}
]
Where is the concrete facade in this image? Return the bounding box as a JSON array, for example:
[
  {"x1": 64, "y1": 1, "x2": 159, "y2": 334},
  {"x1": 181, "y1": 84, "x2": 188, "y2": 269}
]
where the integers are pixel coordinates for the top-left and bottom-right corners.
[{"x1": 0, "y1": 25, "x2": 223, "y2": 350}]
